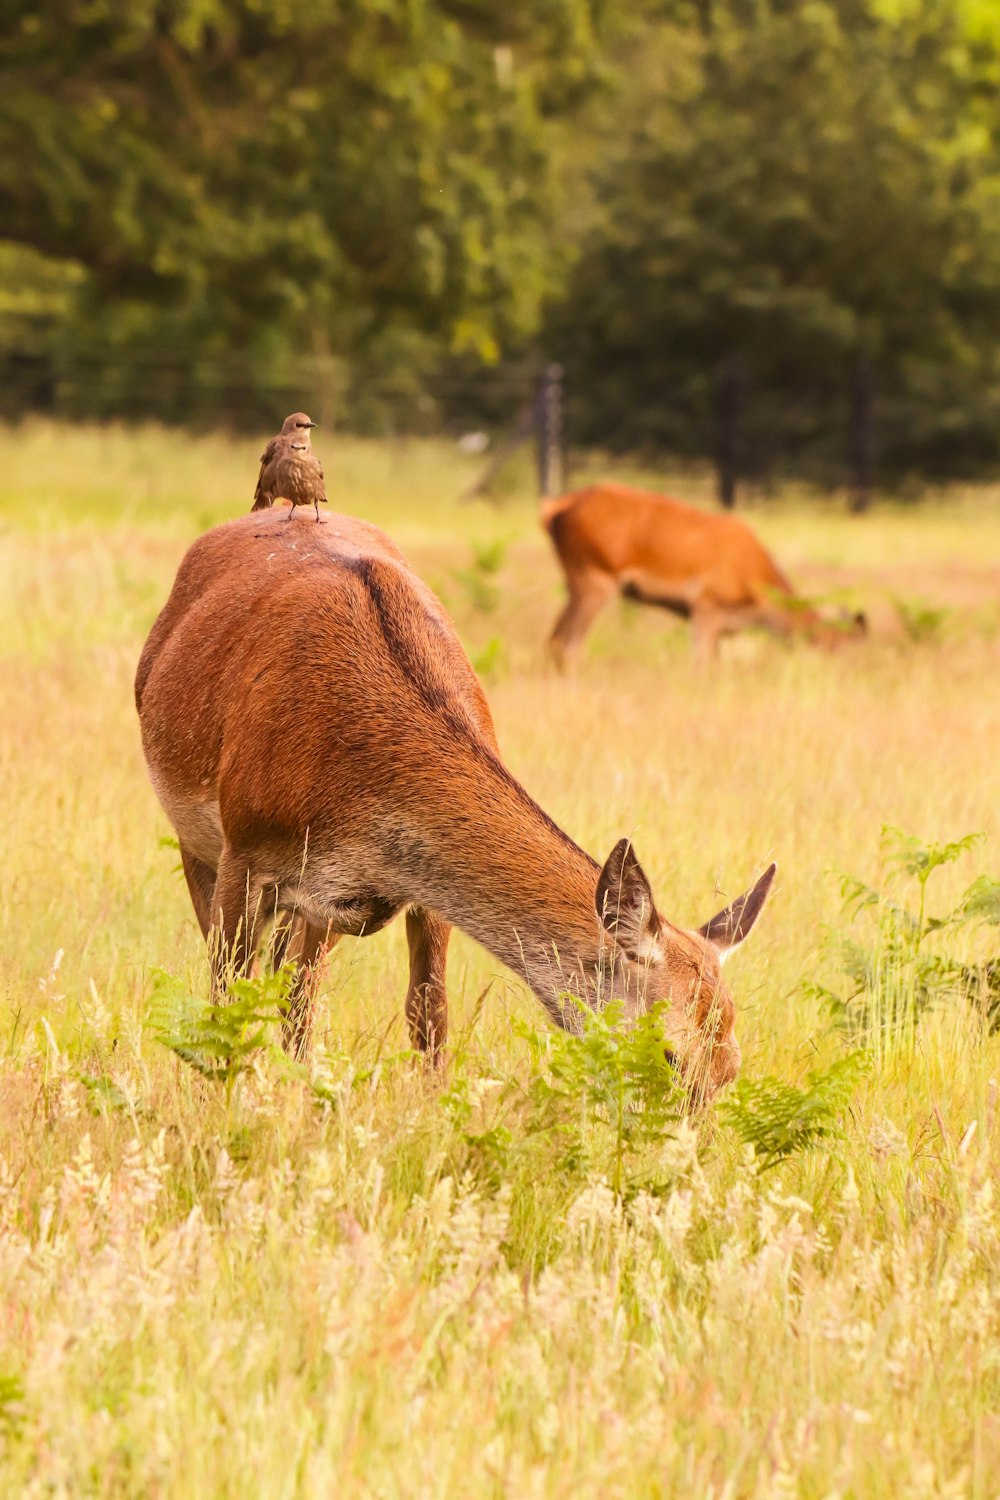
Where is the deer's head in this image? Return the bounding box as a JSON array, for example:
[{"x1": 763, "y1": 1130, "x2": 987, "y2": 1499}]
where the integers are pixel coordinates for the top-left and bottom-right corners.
[{"x1": 596, "y1": 841, "x2": 776, "y2": 1104}]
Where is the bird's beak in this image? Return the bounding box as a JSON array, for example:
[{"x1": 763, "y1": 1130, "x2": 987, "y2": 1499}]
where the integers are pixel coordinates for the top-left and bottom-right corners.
[{"x1": 307, "y1": 421, "x2": 317, "y2": 428}]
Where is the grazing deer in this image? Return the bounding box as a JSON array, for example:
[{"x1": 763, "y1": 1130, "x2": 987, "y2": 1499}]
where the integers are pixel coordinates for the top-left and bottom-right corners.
[
  {"x1": 543, "y1": 483, "x2": 865, "y2": 667},
  {"x1": 135, "y1": 509, "x2": 775, "y2": 1102}
]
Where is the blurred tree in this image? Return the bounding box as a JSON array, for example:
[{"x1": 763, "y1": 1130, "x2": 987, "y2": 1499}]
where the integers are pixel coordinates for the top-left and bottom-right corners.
[
  {"x1": 550, "y1": 0, "x2": 1000, "y2": 484},
  {"x1": 0, "y1": 0, "x2": 604, "y2": 420}
]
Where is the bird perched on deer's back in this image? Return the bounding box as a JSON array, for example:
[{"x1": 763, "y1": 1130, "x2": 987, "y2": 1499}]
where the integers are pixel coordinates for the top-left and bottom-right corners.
[{"x1": 252, "y1": 412, "x2": 328, "y2": 522}]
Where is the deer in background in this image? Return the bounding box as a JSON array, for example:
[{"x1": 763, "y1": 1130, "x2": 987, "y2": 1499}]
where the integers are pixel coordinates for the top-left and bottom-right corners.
[
  {"x1": 543, "y1": 483, "x2": 865, "y2": 667},
  {"x1": 135, "y1": 508, "x2": 775, "y2": 1104}
]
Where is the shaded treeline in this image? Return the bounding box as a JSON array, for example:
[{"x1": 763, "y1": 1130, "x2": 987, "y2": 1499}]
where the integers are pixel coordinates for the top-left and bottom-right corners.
[{"x1": 3, "y1": 0, "x2": 1000, "y2": 486}]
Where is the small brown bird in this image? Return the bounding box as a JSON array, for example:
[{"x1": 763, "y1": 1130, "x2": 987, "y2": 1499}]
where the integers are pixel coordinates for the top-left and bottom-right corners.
[{"x1": 252, "y1": 412, "x2": 328, "y2": 522}]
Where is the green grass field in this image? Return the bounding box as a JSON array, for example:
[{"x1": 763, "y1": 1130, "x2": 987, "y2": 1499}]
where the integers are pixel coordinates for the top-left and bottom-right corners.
[{"x1": 1, "y1": 420, "x2": 1000, "y2": 1497}]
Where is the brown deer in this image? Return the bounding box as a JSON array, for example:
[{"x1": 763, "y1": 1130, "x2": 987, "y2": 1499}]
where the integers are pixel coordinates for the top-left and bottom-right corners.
[
  {"x1": 135, "y1": 508, "x2": 775, "y2": 1102},
  {"x1": 543, "y1": 483, "x2": 865, "y2": 667}
]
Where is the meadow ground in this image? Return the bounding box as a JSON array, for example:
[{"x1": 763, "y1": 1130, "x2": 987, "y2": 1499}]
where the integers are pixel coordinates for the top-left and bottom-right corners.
[{"x1": 1, "y1": 420, "x2": 1000, "y2": 1497}]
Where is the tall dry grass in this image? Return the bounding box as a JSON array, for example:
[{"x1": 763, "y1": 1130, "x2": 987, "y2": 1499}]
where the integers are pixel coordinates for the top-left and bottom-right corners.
[{"x1": 0, "y1": 422, "x2": 999, "y2": 1496}]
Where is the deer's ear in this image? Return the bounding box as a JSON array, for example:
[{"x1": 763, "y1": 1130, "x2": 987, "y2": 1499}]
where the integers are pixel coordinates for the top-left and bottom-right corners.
[
  {"x1": 698, "y1": 863, "x2": 776, "y2": 962},
  {"x1": 596, "y1": 839, "x2": 663, "y2": 962}
]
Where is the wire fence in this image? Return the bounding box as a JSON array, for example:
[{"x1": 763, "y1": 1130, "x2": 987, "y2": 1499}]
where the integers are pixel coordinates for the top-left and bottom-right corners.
[
  {"x1": 0, "y1": 346, "x2": 571, "y2": 500},
  {"x1": 3, "y1": 341, "x2": 978, "y2": 507}
]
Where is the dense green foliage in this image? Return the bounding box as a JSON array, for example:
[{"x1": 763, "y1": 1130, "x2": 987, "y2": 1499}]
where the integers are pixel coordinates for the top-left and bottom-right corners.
[
  {"x1": 0, "y1": 0, "x2": 601, "y2": 423},
  {"x1": 555, "y1": 0, "x2": 1000, "y2": 482},
  {"x1": 4, "y1": 0, "x2": 1000, "y2": 479}
]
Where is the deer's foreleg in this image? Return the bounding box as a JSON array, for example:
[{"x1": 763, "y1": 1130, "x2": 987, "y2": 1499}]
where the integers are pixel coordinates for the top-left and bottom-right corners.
[
  {"x1": 208, "y1": 850, "x2": 275, "y2": 994},
  {"x1": 549, "y1": 570, "x2": 616, "y2": 671},
  {"x1": 404, "y1": 906, "x2": 450, "y2": 1063}
]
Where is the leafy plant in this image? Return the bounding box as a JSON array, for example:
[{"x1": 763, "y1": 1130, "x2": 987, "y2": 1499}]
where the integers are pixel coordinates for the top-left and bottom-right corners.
[
  {"x1": 158, "y1": 833, "x2": 182, "y2": 876},
  {"x1": 720, "y1": 1052, "x2": 870, "y2": 1171},
  {"x1": 0, "y1": 1373, "x2": 24, "y2": 1435},
  {"x1": 892, "y1": 595, "x2": 950, "y2": 644},
  {"x1": 762, "y1": 585, "x2": 864, "y2": 637},
  {"x1": 307, "y1": 1041, "x2": 417, "y2": 1106},
  {"x1": 471, "y1": 539, "x2": 508, "y2": 576},
  {"x1": 451, "y1": 538, "x2": 508, "y2": 614},
  {"x1": 763, "y1": 586, "x2": 818, "y2": 618},
  {"x1": 470, "y1": 634, "x2": 507, "y2": 680},
  {"x1": 147, "y1": 966, "x2": 414, "y2": 1111},
  {"x1": 148, "y1": 967, "x2": 293, "y2": 1090},
  {"x1": 78, "y1": 1073, "x2": 131, "y2": 1115},
  {"x1": 443, "y1": 1000, "x2": 685, "y2": 1199},
  {"x1": 962, "y1": 876, "x2": 1000, "y2": 925},
  {"x1": 808, "y1": 828, "x2": 1000, "y2": 1043}
]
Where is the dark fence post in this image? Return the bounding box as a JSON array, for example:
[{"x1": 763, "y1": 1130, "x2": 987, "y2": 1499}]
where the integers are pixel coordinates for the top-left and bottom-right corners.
[
  {"x1": 535, "y1": 363, "x2": 564, "y2": 498},
  {"x1": 716, "y1": 354, "x2": 745, "y2": 509},
  {"x1": 848, "y1": 352, "x2": 874, "y2": 513}
]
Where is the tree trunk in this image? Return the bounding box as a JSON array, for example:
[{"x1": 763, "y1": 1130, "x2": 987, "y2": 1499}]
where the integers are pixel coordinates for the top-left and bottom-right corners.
[
  {"x1": 717, "y1": 354, "x2": 745, "y2": 509},
  {"x1": 848, "y1": 352, "x2": 875, "y2": 514}
]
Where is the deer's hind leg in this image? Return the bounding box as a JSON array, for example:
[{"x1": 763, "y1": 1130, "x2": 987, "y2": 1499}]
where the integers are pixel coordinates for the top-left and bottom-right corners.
[
  {"x1": 270, "y1": 914, "x2": 338, "y2": 1060},
  {"x1": 405, "y1": 906, "x2": 450, "y2": 1063},
  {"x1": 180, "y1": 845, "x2": 217, "y2": 941},
  {"x1": 690, "y1": 606, "x2": 725, "y2": 666},
  {"x1": 549, "y1": 569, "x2": 617, "y2": 670}
]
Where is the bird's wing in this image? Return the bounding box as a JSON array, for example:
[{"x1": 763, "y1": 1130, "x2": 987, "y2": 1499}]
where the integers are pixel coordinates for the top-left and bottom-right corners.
[
  {"x1": 315, "y1": 455, "x2": 328, "y2": 498},
  {"x1": 251, "y1": 437, "x2": 280, "y2": 510}
]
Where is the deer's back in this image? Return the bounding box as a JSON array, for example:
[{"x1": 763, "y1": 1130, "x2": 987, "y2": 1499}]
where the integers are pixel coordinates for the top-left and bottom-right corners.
[
  {"x1": 136, "y1": 510, "x2": 497, "y2": 861},
  {"x1": 543, "y1": 484, "x2": 791, "y2": 604}
]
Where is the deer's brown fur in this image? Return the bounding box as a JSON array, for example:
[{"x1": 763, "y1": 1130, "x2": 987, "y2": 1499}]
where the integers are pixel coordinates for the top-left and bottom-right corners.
[
  {"x1": 135, "y1": 507, "x2": 774, "y2": 1100},
  {"x1": 543, "y1": 483, "x2": 863, "y2": 666}
]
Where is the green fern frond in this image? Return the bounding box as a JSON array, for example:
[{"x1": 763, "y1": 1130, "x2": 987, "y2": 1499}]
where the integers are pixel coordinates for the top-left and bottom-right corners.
[
  {"x1": 508, "y1": 999, "x2": 686, "y2": 1195},
  {"x1": 880, "y1": 826, "x2": 983, "y2": 887},
  {"x1": 963, "y1": 876, "x2": 1000, "y2": 925},
  {"x1": 720, "y1": 1052, "x2": 870, "y2": 1170},
  {"x1": 819, "y1": 830, "x2": 999, "y2": 1044},
  {"x1": 147, "y1": 968, "x2": 292, "y2": 1084}
]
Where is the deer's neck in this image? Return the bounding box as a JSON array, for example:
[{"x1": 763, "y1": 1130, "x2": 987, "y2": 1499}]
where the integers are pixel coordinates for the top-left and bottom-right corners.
[{"x1": 394, "y1": 747, "x2": 606, "y2": 1022}]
